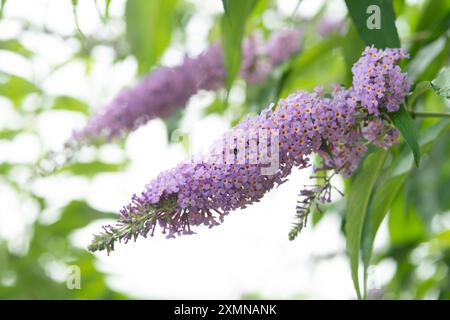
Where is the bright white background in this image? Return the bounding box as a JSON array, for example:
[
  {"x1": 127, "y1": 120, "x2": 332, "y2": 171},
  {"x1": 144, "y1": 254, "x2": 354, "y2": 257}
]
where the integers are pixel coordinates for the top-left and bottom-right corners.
[{"x1": 0, "y1": 0, "x2": 398, "y2": 299}]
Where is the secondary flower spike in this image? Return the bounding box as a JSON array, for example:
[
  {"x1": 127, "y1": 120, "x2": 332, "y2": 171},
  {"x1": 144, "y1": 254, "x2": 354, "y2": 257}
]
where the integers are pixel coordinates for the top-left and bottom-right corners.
[
  {"x1": 89, "y1": 47, "x2": 410, "y2": 254},
  {"x1": 73, "y1": 29, "x2": 303, "y2": 143}
]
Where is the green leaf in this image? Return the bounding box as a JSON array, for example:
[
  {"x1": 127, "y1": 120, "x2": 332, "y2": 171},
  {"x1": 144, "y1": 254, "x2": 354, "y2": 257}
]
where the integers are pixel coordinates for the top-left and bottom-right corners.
[
  {"x1": 0, "y1": 129, "x2": 21, "y2": 140},
  {"x1": 419, "y1": 120, "x2": 450, "y2": 153},
  {"x1": 43, "y1": 200, "x2": 116, "y2": 236},
  {"x1": 50, "y1": 95, "x2": 90, "y2": 115},
  {"x1": 409, "y1": 0, "x2": 450, "y2": 57},
  {"x1": 220, "y1": 0, "x2": 258, "y2": 89},
  {"x1": 125, "y1": 0, "x2": 178, "y2": 75},
  {"x1": 406, "y1": 37, "x2": 446, "y2": 82},
  {"x1": 272, "y1": 65, "x2": 294, "y2": 103},
  {"x1": 290, "y1": 35, "x2": 343, "y2": 74},
  {"x1": 407, "y1": 81, "x2": 432, "y2": 111},
  {"x1": 359, "y1": 120, "x2": 450, "y2": 297},
  {"x1": 0, "y1": 75, "x2": 40, "y2": 108},
  {"x1": 95, "y1": 0, "x2": 112, "y2": 23},
  {"x1": 204, "y1": 97, "x2": 226, "y2": 116},
  {"x1": 388, "y1": 193, "x2": 425, "y2": 245},
  {"x1": 0, "y1": 0, "x2": 6, "y2": 18},
  {"x1": 105, "y1": 0, "x2": 111, "y2": 19},
  {"x1": 0, "y1": 162, "x2": 12, "y2": 175},
  {"x1": 345, "y1": 150, "x2": 387, "y2": 299},
  {"x1": 345, "y1": 0, "x2": 400, "y2": 48},
  {"x1": 343, "y1": 24, "x2": 366, "y2": 85},
  {"x1": 361, "y1": 173, "x2": 406, "y2": 296},
  {"x1": 389, "y1": 104, "x2": 420, "y2": 167},
  {"x1": 71, "y1": 0, "x2": 85, "y2": 39},
  {"x1": 0, "y1": 39, "x2": 32, "y2": 57},
  {"x1": 431, "y1": 67, "x2": 450, "y2": 99},
  {"x1": 57, "y1": 160, "x2": 128, "y2": 177},
  {"x1": 280, "y1": 35, "x2": 343, "y2": 97},
  {"x1": 433, "y1": 230, "x2": 450, "y2": 249},
  {"x1": 390, "y1": 120, "x2": 450, "y2": 178}
]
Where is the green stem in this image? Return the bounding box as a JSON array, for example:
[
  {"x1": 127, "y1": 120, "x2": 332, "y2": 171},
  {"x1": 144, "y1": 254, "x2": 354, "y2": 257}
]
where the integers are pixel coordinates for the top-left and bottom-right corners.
[
  {"x1": 0, "y1": 0, "x2": 6, "y2": 18},
  {"x1": 410, "y1": 111, "x2": 450, "y2": 119}
]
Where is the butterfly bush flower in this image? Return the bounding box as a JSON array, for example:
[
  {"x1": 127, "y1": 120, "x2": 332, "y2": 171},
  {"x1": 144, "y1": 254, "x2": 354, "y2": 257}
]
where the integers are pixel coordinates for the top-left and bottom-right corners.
[
  {"x1": 89, "y1": 47, "x2": 410, "y2": 254},
  {"x1": 73, "y1": 29, "x2": 303, "y2": 143},
  {"x1": 352, "y1": 47, "x2": 410, "y2": 114}
]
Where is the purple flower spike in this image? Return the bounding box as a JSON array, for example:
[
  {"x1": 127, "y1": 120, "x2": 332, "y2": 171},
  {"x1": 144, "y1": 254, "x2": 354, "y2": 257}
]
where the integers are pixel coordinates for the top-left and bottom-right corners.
[{"x1": 89, "y1": 47, "x2": 411, "y2": 254}]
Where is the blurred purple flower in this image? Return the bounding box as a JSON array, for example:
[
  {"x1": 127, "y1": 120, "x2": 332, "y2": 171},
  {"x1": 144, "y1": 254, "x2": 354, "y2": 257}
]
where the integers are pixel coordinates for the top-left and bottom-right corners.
[
  {"x1": 317, "y1": 18, "x2": 347, "y2": 37},
  {"x1": 74, "y1": 29, "x2": 303, "y2": 143},
  {"x1": 265, "y1": 29, "x2": 303, "y2": 65}
]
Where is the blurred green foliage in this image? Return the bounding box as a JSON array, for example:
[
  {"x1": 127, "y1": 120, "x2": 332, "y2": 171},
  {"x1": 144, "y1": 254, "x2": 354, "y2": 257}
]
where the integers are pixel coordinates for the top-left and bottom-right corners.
[
  {"x1": 0, "y1": 201, "x2": 126, "y2": 299},
  {"x1": 125, "y1": 0, "x2": 179, "y2": 74},
  {"x1": 0, "y1": 0, "x2": 449, "y2": 299},
  {"x1": 221, "y1": 0, "x2": 258, "y2": 90}
]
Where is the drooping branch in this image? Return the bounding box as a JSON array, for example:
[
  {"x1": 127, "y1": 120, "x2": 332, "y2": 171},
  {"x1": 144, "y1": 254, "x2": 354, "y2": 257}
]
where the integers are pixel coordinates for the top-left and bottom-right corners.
[{"x1": 89, "y1": 47, "x2": 412, "y2": 253}]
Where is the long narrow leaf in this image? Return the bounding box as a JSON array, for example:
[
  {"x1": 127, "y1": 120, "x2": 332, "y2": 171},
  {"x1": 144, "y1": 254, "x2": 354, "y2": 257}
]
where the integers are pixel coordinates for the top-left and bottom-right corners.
[
  {"x1": 220, "y1": 0, "x2": 258, "y2": 90},
  {"x1": 361, "y1": 173, "x2": 406, "y2": 297},
  {"x1": 389, "y1": 104, "x2": 421, "y2": 167},
  {"x1": 125, "y1": 0, "x2": 178, "y2": 74},
  {"x1": 345, "y1": 150, "x2": 388, "y2": 299}
]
